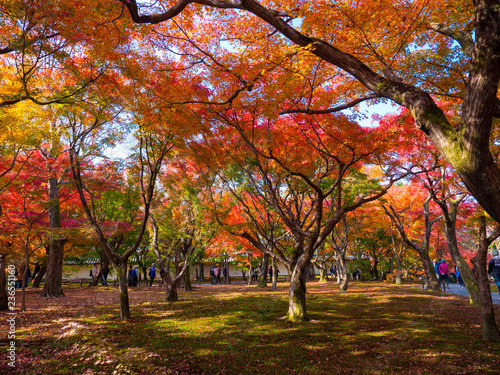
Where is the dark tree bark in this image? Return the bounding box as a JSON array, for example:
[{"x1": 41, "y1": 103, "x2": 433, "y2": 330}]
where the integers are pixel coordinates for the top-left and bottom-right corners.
[
  {"x1": 117, "y1": 259, "x2": 131, "y2": 319},
  {"x1": 198, "y1": 261, "x2": 204, "y2": 285},
  {"x1": 42, "y1": 177, "x2": 65, "y2": 298},
  {"x1": 470, "y1": 215, "x2": 500, "y2": 341},
  {"x1": 41, "y1": 240, "x2": 65, "y2": 298},
  {"x1": 286, "y1": 255, "x2": 309, "y2": 321},
  {"x1": 31, "y1": 262, "x2": 46, "y2": 288},
  {"x1": 184, "y1": 265, "x2": 192, "y2": 291},
  {"x1": 441, "y1": 202, "x2": 480, "y2": 305},
  {"x1": 258, "y1": 253, "x2": 269, "y2": 288}
]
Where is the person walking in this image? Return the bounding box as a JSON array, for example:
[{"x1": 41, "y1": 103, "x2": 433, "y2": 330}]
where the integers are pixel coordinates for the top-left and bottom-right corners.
[
  {"x1": 131, "y1": 265, "x2": 139, "y2": 287},
  {"x1": 149, "y1": 263, "x2": 156, "y2": 286},
  {"x1": 438, "y1": 259, "x2": 449, "y2": 291},
  {"x1": 210, "y1": 264, "x2": 216, "y2": 284},
  {"x1": 214, "y1": 265, "x2": 221, "y2": 284},
  {"x1": 128, "y1": 265, "x2": 133, "y2": 286},
  {"x1": 432, "y1": 259, "x2": 440, "y2": 280},
  {"x1": 101, "y1": 263, "x2": 109, "y2": 286},
  {"x1": 454, "y1": 265, "x2": 463, "y2": 286},
  {"x1": 488, "y1": 249, "x2": 500, "y2": 295}
]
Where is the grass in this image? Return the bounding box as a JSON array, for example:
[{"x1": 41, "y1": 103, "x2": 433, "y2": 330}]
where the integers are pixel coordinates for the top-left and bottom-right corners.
[{"x1": 1, "y1": 281, "x2": 500, "y2": 374}]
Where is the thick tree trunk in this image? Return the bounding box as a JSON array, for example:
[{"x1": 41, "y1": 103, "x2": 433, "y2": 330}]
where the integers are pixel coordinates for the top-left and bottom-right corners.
[
  {"x1": 32, "y1": 263, "x2": 46, "y2": 288},
  {"x1": 0, "y1": 253, "x2": 8, "y2": 311},
  {"x1": 41, "y1": 239, "x2": 65, "y2": 298},
  {"x1": 471, "y1": 216, "x2": 500, "y2": 341},
  {"x1": 286, "y1": 259, "x2": 309, "y2": 322},
  {"x1": 418, "y1": 248, "x2": 440, "y2": 292},
  {"x1": 306, "y1": 263, "x2": 316, "y2": 281},
  {"x1": 166, "y1": 279, "x2": 180, "y2": 302},
  {"x1": 318, "y1": 264, "x2": 328, "y2": 283},
  {"x1": 394, "y1": 255, "x2": 403, "y2": 285},
  {"x1": 198, "y1": 262, "x2": 204, "y2": 285},
  {"x1": 337, "y1": 255, "x2": 348, "y2": 291},
  {"x1": 258, "y1": 253, "x2": 269, "y2": 288},
  {"x1": 117, "y1": 261, "x2": 131, "y2": 320},
  {"x1": 372, "y1": 259, "x2": 379, "y2": 281},
  {"x1": 184, "y1": 266, "x2": 192, "y2": 291},
  {"x1": 444, "y1": 220, "x2": 480, "y2": 306},
  {"x1": 42, "y1": 177, "x2": 65, "y2": 298},
  {"x1": 431, "y1": 188, "x2": 481, "y2": 305}
]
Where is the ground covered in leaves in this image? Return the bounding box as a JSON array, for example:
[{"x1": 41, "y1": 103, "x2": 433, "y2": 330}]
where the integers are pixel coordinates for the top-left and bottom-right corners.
[{"x1": 1, "y1": 281, "x2": 500, "y2": 374}]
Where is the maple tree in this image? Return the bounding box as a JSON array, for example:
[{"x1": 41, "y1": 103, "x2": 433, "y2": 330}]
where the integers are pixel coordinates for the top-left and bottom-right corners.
[
  {"x1": 118, "y1": 0, "x2": 500, "y2": 230},
  {"x1": 191, "y1": 106, "x2": 417, "y2": 321},
  {"x1": 150, "y1": 156, "x2": 222, "y2": 301},
  {"x1": 383, "y1": 182, "x2": 442, "y2": 291},
  {"x1": 0, "y1": 147, "x2": 85, "y2": 308},
  {"x1": 69, "y1": 112, "x2": 173, "y2": 318}
]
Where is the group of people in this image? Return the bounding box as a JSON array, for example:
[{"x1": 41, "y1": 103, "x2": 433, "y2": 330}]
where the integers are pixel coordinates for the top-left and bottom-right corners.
[
  {"x1": 90, "y1": 263, "x2": 158, "y2": 287},
  {"x1": 433, "y1": 258, "x2": 450, "y2": 290},
  {"x1": 268, "y1": 266, "x2": 279, "y2": 280},
  {"x1": 90, "y1": 263, "x2": 109, "y2": 286},
  {"x1": 209, "y1": 264, "x2": 226, "y2": 284},
  {"x1": 13, "y1": 261, "x2": 41, "y2": 288},
  {"x1": 126, "y1": 263, "x2": 157, "y2": 287}
]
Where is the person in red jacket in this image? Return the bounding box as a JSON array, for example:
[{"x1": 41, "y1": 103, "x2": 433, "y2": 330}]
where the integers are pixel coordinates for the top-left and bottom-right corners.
[{"x1": 438, "y1": 259, "x2": 450, "y2": 291}]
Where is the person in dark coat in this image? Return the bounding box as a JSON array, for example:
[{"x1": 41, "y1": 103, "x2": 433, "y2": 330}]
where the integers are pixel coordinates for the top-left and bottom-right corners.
[
  {"x1": 149, "y1": 263, "x2": 156, "y2": 286},
  {"x1": 488, "y1": 249, "x2": 500, "y2": 295}
]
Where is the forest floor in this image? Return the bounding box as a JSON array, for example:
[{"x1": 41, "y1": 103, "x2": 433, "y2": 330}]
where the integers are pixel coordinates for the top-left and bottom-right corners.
[{"x1": 1, "y1": 281, "x2": 500, "y2": 375}]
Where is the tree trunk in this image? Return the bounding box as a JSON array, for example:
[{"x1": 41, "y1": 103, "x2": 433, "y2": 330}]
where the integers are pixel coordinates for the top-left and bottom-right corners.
[
  {"x1": 471, "y1": 216, "x2": 500, "y2": 341},
  {"x1": 337, "y1": 255, "x2": 349, "y2": 291},
  {"x1": 419, "y1": 248, "x2": 440, "y2": 292},
  {"x1": 0, "y1": 253, "x2": 8, "y2": 311},
  {"x1": 42, "y1": 177, "x2": 65, "y2": 298},
  {"x1": 184, "y1": 265, "x2": 192, "y2": 291},
  {"x1": 258, "y1": 253, "x2": 269, "y2": 288},
  {"x1": 20, "y1": 255, "x2": 30, "y2": 311},
  {"x1": 41, "y1": 239, "x2": 65, "y2": 298},
  {"x1": 318, "y1": 263, "x2": 328, "y2": 283},
  {"x1": 32, "y1": 263, "x2": 46, "y2": 288},
  {"x1": 286, "y1": 258, "x2": 309, "y2": 322},
  {"x1": 117, "y1": 260, "x2": 131, "y2": 320},
  {"x1": 166, "y1": 279, "x2": 180, "y2": 302},
  {"x1": 395, "y1": 256, "x2": 403, "y2": 285},
  {"x1": 372, "y1": 258, "x2": 379, "y2": 281},
  {"x1": 444, "y1": 215, "x2": 480, "y2": 306},
  {"x1": 271, "y1": 257, "x2": 277, "y2": 291}
]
